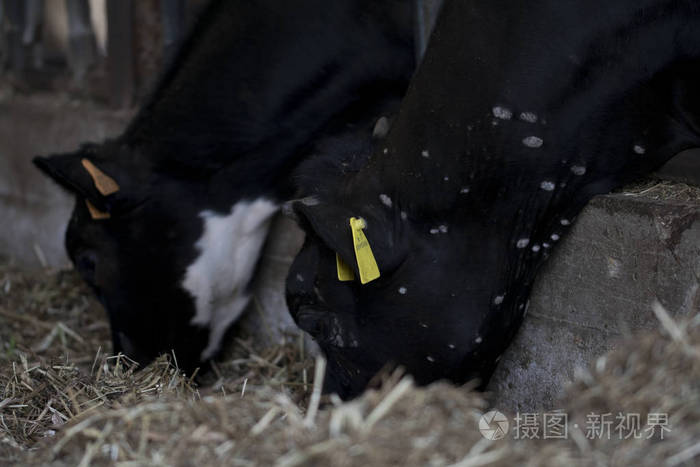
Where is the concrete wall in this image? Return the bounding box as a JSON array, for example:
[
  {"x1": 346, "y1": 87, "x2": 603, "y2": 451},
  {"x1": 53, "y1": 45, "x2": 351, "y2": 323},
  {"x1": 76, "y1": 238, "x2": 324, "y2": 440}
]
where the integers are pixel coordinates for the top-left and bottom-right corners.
[
  {"x1": 487, "y1": 193, "x2": 700, "y2": 412},
  {"x1": 0, "y1": 91, "x2": 131, "y2": 267}
]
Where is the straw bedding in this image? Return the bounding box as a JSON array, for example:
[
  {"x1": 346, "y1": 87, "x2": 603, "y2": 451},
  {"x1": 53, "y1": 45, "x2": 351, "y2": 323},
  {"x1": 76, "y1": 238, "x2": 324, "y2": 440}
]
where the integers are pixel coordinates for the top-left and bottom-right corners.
[{"x1": 1, "y1": 259, "x2": 698, "y2": 466}]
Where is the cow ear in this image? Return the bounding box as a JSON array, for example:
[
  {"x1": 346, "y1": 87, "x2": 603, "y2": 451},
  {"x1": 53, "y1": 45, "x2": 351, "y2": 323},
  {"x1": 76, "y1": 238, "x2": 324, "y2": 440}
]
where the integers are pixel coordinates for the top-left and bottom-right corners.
[
  {"x1": 290, "y1": 198, "x2": 405, "y2": 280},
  {"x1": 33, "y1": 144, "x2": 146, "y2": 214}
]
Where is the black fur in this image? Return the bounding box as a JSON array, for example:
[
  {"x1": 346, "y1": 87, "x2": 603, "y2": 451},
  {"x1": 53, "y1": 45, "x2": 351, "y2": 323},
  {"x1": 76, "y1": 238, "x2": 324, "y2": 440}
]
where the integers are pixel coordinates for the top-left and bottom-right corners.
[
  {"x1": 286, "y1": 0, "x2": 700, "y2": 399},
  {"x1": 33, "y1": 0, "x2": 415, "y2": 373}
]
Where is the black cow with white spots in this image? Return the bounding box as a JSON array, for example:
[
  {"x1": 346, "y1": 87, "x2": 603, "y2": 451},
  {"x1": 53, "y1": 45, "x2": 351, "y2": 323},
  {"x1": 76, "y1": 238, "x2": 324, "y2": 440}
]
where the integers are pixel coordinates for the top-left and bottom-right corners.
[
  {"x1": 33, "y1": 0, "x2": 415, "y2": 372},
  {"x1": 286, "y1": 0, "x2": 700, "y2": 398}
]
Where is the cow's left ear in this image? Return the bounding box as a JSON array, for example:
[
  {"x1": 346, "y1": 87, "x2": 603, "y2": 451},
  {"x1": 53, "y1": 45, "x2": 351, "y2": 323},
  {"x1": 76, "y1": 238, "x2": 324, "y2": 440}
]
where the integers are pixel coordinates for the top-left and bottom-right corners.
[
  {"x1": 34, "y1": 143, "x2": 149, "y2": 214},
  {"x1": 290, "y1": 198, "x2": 406, "y2": 281}
]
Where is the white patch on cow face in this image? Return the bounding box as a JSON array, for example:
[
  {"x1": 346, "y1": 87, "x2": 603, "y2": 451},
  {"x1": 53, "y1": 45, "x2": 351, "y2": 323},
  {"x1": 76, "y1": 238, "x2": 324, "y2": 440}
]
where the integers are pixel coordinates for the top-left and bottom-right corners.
[{"x1": 182, "y1": 199, "x2": 278, "y2": 360}]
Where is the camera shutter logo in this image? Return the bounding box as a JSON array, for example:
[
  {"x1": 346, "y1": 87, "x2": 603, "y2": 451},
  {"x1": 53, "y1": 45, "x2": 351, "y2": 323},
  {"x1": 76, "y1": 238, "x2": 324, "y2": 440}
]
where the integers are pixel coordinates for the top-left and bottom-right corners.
[{"x1": 479, "y1": 410, "x2": 509, "y2": 440}]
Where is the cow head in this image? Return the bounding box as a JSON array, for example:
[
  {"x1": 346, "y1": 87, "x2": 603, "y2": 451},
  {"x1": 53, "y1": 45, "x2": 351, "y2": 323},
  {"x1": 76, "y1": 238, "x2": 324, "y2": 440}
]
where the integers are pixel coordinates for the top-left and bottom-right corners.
[
  {"x1": 33, "y1": 141, "x2": 268, "y2": 373},
  {"x1": 285, "y1": 190, "x2": 514, "y2": 399}
]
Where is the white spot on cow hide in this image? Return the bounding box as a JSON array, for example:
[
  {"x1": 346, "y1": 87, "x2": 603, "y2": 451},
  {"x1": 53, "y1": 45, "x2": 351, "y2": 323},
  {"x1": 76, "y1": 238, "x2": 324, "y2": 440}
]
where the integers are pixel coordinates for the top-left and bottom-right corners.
[
  {"x1": 523, "y1": 136, "x2": 544, "y2": 148},
  {"x1": 633, "y1": 145, "x2": 646, "y2": 155},
  {"x1": 519, "y1": 112, "x2": 538, "y2": 123},
  {"x1": 443, "y1": 176, "x2": 449, "y2": 181},
  {"x1": 475, "y1": 336, "x2": 483, "y2": 344},
  {"x1": 379, "y1": 194, "x2": 393, "y2": 208},
  {"x1": 516, "y1": 238, "x2": 530, "y2": 249},
  {"x1": 492, "y1": 106, "x2": 513, "y2": 120},
  {"x1": 540, "y1": 181, "x2": 556, "y2": 191},
  {"x1": 296, "y1": 273, "x2": 305, "y2": 282},
  {"x1": 448, "y1": 343, "x2": 456, "y2": 349},
  {"x1": 400, "y1": 211, "x2": 408, "y2": 221},
  {"x1": 493, "y1": 295, "x2": 505, "y2": 305},
  {"x1": 460, "y1": 187, "x2": 470, "y2": 194},
  {"x1": 426, "y1": 355, "x2": 435, "y2": 363},
  {"x1": 183, "y1": 199, "x2": 278, "y2": 360},
  {"x1": 551, "y1": 233, "x2": 560, "y2": 241},
  {"x1": 531, "y1": 244, "x2": 541, "y2": 252},
  {"x1": 398, "y1": 286, "x2": 407, "y2": 295},
  {"x1": 430, "y1": 226, "x2": 448, "y2": 234},
  {"x1": 571, "y1": 165, "x2": 587, "y2": 176},
  {"x1": 421, "y1": 149, "x2": 430, "y2": 158},
  {"x1": 373, "y1": 116, "x2": 390, "y2": 139},
  {"x1": 560, "y1": 219, "x2": 571, "y2": 226}
]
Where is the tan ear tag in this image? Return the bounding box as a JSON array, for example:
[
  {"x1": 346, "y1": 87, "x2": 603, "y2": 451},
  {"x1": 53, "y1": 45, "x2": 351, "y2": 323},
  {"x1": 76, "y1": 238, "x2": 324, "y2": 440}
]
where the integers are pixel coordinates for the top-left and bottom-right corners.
[
  {"x1": 81, "y1": 158, "x2": 120, "y2": 195},
  {"x1": 85, "y1": 199, "x2": 111, "y2": 220}
]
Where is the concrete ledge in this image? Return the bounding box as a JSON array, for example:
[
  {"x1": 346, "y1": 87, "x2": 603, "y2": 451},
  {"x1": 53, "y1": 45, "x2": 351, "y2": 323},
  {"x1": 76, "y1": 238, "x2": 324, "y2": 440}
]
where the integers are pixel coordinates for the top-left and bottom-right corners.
[{"x1": 488, "y1": 192, "x2": 700, "y2": 412}]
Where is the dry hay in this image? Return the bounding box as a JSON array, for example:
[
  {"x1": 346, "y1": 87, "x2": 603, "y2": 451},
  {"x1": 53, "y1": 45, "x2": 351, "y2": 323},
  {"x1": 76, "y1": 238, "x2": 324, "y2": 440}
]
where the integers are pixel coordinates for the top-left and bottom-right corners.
[
  {"x1": 1, "y1": 260, "x2": 699, "y2": 466},
  {"x1": 561, "y1": 303, "x2": 700, "y2": 467},
  {"x1": 618, "y1": 179, "x2": 700, "y2": 203}
]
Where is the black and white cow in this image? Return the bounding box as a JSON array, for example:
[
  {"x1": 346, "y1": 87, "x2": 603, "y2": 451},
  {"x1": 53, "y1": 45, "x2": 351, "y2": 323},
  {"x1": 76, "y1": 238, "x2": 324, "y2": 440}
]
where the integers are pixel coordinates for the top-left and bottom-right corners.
[
  {"x1": 286, "y1": 0, "x2": 700, "y2": 398},
  {"x1": 33, "y1": 0, "x2": 415, "y2": 372}
]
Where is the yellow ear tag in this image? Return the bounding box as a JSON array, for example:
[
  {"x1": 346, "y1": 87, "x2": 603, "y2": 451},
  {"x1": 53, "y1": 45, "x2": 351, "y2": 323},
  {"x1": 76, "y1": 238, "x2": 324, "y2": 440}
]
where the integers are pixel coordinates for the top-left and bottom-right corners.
[
  {"x1": 85, "y1": 199, "x2": 111, "y2": 220},
  {"x1": 336, "y1": 252, "x2": 355, "y2": 281},
  {"x1": 349, "y1": 217, "x2": 380, "y2": 284},
  {"x1": 81, "y1": 158, "x2": 120, "y2": 196}
]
